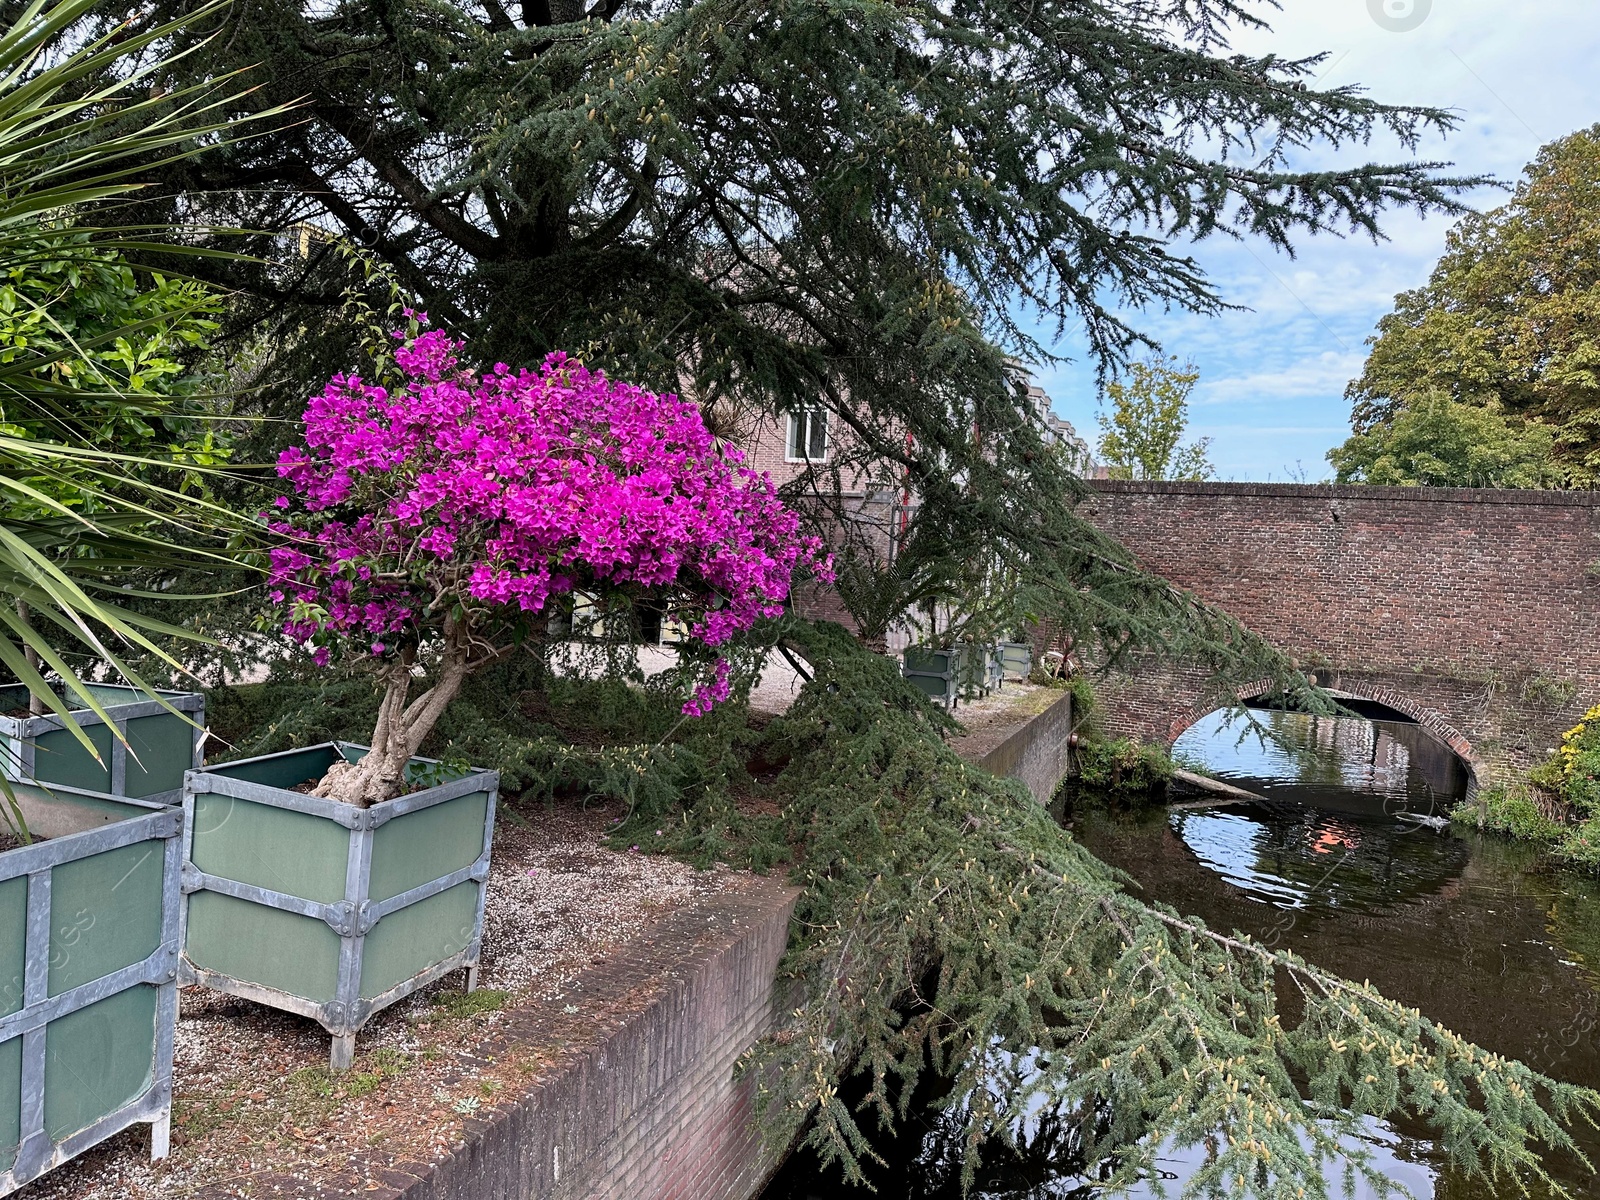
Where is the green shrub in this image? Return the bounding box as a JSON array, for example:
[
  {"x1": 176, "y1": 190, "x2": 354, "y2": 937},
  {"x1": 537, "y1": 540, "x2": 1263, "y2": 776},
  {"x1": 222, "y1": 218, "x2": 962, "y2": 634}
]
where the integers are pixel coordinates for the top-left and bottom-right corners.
[
  {"x1": 1450, "y1": 787, "x2": 1563, "y2": 843},
  {"x1": 1073, "y1": 736, "x2": 1173, "y2": 799},
  {"x1": 1470, "y1": 702, "x2": 1600, "y2": 870},
  {"x1": 1546, "y1": 702, "x2": 1600, "y2": 819},
  {"x1": 1062, "y1": 675, "x2": 1097, "y2": 731},
  {"x1": 1556, "y1": 819, "x2": 1600, "y2": 872},
  {"x1": 1565, "y1": 745, "x2": 1600, "y2": 814},
  {"x1": 1459, "y1": 761, "x2": 1600, "y2": 877}
]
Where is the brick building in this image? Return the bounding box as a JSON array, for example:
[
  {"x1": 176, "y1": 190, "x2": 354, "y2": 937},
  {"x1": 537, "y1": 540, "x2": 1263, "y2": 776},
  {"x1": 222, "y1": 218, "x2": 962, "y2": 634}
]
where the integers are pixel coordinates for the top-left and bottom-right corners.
[{"x1": 737, "y1": 371, "x2": 1092, "y2": 648}]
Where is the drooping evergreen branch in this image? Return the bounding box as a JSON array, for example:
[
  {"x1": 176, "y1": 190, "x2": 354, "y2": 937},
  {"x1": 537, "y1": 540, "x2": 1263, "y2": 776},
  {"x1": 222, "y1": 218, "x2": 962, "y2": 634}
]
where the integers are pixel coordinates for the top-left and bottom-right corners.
[
  {"x1": 703, "y1": 622, "x2": 1600, "y2": 1200},
  {"x1": 194, "y1": 620, "x2": 1600, "y2": 1198}
]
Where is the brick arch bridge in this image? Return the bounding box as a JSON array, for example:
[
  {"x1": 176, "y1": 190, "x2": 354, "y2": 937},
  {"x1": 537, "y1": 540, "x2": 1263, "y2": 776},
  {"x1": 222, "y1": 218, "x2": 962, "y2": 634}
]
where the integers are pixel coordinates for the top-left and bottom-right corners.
[{"x1": 1078, "y1": 481, "x2": 1600, "y2": 785}]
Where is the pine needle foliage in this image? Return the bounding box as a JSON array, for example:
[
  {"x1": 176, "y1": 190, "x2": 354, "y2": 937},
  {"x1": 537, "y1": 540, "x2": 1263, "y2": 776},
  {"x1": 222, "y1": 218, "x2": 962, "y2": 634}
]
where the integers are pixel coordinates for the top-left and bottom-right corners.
[
  {"x1": 617, "y1": 623, "x2": 1599, "y2": 1199},
  {"x1": 221, "y1": 623, "x2": 1600, "y2": 1196}
]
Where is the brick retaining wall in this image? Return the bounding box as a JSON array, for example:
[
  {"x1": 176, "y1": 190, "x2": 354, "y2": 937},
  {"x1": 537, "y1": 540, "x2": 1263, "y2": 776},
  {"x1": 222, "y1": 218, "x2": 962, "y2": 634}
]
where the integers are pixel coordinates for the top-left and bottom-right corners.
[
  {"x1": 231, "y1": 878, "x2": 800, "y2": 1200},
  {"x1": 953, "y1": 691, "x2": 1075, "y2": 804}
]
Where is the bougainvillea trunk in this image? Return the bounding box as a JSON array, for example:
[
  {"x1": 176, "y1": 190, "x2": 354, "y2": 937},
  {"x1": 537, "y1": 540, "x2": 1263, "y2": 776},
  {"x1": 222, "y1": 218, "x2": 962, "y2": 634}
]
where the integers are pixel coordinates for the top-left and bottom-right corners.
[{"x1": 312, "y1": 642, "x2": 470, "y2": 807}]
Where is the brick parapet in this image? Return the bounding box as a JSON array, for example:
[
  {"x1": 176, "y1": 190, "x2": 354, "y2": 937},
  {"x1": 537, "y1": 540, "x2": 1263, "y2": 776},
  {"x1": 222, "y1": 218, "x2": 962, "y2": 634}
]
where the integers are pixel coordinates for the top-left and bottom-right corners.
[
  {"x1": 1078, "y1": 482, "x2": 1600, "y2": 778},
  {"x1": 1088, "y1": 479, "x2": 1600, "y2": 507}
]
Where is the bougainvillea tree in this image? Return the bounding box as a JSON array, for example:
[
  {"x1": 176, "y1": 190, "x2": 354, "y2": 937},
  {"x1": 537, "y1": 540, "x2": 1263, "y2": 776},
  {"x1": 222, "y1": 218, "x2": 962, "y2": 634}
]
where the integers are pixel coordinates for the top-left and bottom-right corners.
[{"x1": 268, "y1": 324, "x2": 828, "y2": 806}]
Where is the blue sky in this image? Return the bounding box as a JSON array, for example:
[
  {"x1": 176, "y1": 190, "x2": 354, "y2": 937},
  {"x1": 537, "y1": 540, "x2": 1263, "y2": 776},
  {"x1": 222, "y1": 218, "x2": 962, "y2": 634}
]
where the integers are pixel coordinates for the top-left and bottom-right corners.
[{"x1": 1030, "y1": 0, "x2": 1600, "y2": 482}]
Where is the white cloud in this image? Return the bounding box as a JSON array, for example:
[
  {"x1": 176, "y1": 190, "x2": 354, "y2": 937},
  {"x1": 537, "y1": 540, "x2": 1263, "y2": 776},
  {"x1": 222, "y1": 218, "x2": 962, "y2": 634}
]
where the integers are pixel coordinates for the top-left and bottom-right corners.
[{"x1": 1196, "y1": 352, "x2": 1370, "y2": 406}]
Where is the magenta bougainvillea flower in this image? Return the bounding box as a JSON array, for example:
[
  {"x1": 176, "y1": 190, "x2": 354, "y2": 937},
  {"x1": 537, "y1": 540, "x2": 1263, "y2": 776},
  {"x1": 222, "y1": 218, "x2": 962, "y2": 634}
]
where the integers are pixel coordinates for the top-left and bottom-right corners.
[{"x1": 267, "y1": 326, "x2": 828, "y2": 720}]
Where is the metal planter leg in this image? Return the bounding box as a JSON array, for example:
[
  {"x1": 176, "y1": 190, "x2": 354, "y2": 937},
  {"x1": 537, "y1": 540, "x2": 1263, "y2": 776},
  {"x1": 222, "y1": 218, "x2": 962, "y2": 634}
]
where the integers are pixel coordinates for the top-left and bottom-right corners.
[
  {"x1": 150, "y1": 1113, "x2": 171, "y2": 1161},
  {"x1": 328, "y1": 820, "x2": 374, "y2": 1072}
]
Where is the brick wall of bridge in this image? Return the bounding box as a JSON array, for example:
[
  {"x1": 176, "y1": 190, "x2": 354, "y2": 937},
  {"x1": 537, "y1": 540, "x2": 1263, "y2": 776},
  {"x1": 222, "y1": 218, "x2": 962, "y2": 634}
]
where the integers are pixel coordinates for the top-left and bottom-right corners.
[{"x1": 1077, "y1": 481, "x2": 1600, "y2": 781}]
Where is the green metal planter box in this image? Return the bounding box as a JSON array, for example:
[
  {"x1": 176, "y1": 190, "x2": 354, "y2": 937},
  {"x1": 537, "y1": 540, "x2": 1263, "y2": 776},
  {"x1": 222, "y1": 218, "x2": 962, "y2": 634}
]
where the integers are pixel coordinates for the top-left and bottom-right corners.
[
  {"x1": 1, "y1": 784, "x2": 182, "y2": 1195},
  {"x1": 998, "y1": 642, "x2": 1032, "y2": 682},
  {"x1": 956, "y1": 643, "x2": 992, "y2": 701},
  {"x1": 178, "y1": 742, "x2": 498, "y2": 1069},
  {"x1": 903, "y1": 645, "x2": 964, "y2": 708},
  {"x1": 0, "y1": 684, "x2": 204, "y2": 802},
  {"x1": 970, "y1": 644, "x2": 1005, "y2": 693},
  {"x1": 902, "y1": 646, "x2": 961, "y2": 676}
]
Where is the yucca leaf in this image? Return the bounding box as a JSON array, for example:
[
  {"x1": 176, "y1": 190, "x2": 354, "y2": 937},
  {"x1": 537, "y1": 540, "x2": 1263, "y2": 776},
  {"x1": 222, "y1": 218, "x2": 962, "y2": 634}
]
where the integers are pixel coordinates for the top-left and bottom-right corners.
[{"x1": 0, "y1": 0, "x2": 295, "y2": 807}]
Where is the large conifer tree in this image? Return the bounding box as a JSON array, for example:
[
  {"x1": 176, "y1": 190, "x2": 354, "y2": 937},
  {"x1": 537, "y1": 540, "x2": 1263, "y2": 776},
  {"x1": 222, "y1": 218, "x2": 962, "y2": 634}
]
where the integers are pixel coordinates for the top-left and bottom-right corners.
[{"x1": 112, "y1": 0, "x2": 1482, "y2": 671}]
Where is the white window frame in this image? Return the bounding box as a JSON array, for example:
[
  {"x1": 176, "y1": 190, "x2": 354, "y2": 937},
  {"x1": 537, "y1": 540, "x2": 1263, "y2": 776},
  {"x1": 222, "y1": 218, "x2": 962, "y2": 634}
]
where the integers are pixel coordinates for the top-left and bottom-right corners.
[{"x1": 785, "y1": 408, "x2": 829, "y2": 463}]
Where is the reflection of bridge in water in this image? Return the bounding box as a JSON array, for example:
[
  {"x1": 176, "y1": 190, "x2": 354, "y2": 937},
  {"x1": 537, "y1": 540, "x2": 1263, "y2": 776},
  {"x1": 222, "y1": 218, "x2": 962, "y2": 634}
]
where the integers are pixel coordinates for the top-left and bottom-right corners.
[
  {"x1": 1170, "y1": 708, "x2": 1473, "y2": 912},
  {"x1": 1247, "y1": 698, "x2": 1470, "y2": 806}
]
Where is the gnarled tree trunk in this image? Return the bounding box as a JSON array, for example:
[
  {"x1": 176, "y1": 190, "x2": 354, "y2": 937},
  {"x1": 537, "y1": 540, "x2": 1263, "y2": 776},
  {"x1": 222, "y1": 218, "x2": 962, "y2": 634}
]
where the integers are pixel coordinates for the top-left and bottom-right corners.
[{"x1": 313, "y1": 631, "x2": 473, "y2": 807}]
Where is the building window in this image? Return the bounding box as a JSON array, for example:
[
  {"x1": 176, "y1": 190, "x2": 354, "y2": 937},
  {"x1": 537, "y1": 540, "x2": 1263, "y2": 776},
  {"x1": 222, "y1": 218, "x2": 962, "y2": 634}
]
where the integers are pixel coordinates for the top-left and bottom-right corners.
[{"x1": 786, "y1": 409, "x2": 828, "y2": 462}]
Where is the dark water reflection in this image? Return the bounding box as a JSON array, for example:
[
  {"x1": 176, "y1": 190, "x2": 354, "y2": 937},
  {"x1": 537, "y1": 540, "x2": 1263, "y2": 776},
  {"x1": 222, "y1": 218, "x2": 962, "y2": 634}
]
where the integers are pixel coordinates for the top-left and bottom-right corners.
[
  {"x1": 1168, "y1": 709, "x2": 1473, "y2": 913},
  {"x1": 762, "y1": 708, "x2": 1600, "y2": 1199}
]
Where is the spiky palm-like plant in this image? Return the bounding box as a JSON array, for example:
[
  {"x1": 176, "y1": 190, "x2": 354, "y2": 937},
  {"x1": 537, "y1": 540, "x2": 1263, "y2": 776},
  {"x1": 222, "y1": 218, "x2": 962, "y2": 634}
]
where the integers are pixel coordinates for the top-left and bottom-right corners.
[{"x1": 0, "y1": 0, "x2": 276, "y2": 824}]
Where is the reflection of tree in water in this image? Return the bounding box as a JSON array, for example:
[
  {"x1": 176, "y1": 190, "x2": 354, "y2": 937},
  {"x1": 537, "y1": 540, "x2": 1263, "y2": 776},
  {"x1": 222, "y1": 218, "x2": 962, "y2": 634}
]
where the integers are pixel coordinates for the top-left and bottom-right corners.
[
  {"x1": 1533, "y1": 862, "x2": 1600, "y2": 989},
  {"x1": 770, "y1": 1058, "x2": 1436, "y2": 1200},
  {"x1": 906, "y1": 1099, "x2": 1123, "y2": 1199},
  {"x1": 1201, "y1": 709, "x2": 1358, "y2": 791},
  {"x1": 764, "y1": 1064, "x2": 1133, "y2": 1199},
  {"x1": 1071, "y1": 808, "x2": 1600, "y2": 1200}
]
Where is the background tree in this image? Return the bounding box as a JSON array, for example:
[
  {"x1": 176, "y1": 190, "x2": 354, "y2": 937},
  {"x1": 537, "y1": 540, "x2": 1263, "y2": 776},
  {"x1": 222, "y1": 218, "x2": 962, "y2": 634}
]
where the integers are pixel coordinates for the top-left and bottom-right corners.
[
  {"x1": 1328, "y1": 394, "x2": 1560, "y2": 487},
  {"x1": 1343, "y1": 124, "x2": 1600, "y2": 483},
  {"x1": 1, "y1": 229, "x2": 230, "y2": 506},
  {"x1": 1096, "y1": 356, "x2": 1214, "y2": 481}
]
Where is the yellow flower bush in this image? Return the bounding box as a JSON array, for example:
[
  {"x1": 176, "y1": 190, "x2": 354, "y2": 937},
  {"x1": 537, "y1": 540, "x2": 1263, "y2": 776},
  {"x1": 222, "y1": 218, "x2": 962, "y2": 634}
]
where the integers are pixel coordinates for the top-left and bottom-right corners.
[{"x1": 1558, "y1": 702, "x2": 1600, "y2": 778}]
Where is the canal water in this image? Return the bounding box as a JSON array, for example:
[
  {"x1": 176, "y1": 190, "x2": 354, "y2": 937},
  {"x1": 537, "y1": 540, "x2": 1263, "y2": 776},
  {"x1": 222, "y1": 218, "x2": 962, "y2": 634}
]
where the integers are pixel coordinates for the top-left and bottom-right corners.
[{"x1": 762, "y1": 707, "x2": 1600, "y2": 1199}]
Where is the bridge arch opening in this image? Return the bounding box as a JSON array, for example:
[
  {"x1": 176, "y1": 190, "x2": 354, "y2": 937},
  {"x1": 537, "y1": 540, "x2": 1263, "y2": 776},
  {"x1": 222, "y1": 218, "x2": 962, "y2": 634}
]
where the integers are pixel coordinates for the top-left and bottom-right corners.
[{"x1": 1168, "y1": 681, "x2": 1482, "y2": 800}]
